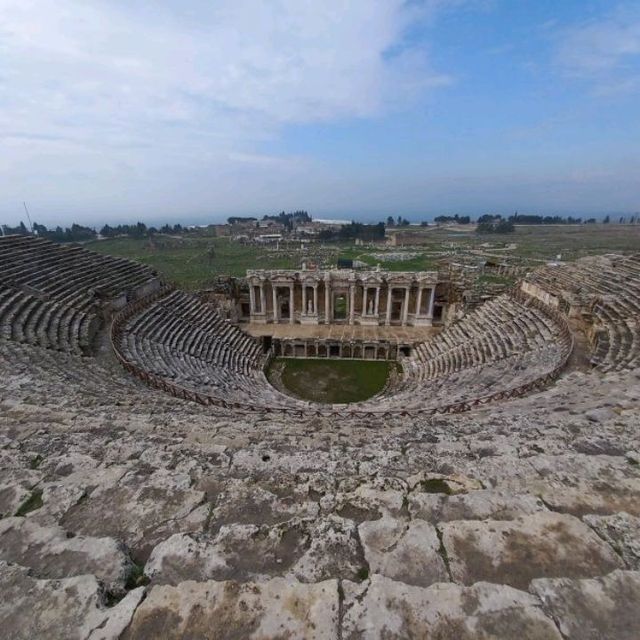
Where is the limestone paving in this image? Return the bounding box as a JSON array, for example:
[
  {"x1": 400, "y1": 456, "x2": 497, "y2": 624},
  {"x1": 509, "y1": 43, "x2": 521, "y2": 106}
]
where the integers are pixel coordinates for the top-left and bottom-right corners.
[{"x1": 0, "y1": 340, "x2": 639, "y2": 638}]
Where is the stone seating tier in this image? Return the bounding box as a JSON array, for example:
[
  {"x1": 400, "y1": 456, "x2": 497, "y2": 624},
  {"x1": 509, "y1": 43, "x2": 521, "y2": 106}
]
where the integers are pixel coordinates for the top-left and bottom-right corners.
[
  {"x1": 0, "y1": 235, "x2": 160, "y2": 354},
  {"x1": 524, "y1": 253, "x2": 640, "y2": 371},
  {"x1": 116, "y1": 288, "x2": 571, "y2": 416}
]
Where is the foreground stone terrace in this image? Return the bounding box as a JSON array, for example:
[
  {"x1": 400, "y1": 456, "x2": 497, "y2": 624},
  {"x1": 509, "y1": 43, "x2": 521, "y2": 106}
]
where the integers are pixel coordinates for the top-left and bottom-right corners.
[{"x1": 1, "y1": 340, "x2": 639, "y2": 638}]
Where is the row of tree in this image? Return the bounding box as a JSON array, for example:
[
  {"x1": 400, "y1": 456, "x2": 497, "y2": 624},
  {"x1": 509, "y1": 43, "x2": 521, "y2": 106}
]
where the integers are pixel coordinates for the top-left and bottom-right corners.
[
  {"x1": 1, "y1": 221, "x2": 97, "y2": 242},
  {"x1": 505, "y1": 213, "x2": 584, "y2": 225},
  {"x1": 262, "y1": 210, "x2": 311, "y2": 231},
  {"x1": 3, "y1": 210, "x2": 638, "y2": 243},
  {"x1": 434, "y1": 214, "x2": 472, "y2": 224},
  {"x1": 603, "y1": 215, "x2": 638, "y2": 224},
  {"x1": 318, "y1": 222, "x2": 386, "y2": 242},
  {"x1": 99, "y1": 222, "x2": 187, "y2": 238},
  {"x1": 228, "y1": 210, "x2": 312, "y2": 232},
  {"x1": 476, "y1": 218, "x2": 515, "y2": 234},
  {"x1": 1, "y1": 220, "x2": 190, "y2": 241},
  {"x1": 386, "y1": 216, "x2": 411, "y2": 227}
]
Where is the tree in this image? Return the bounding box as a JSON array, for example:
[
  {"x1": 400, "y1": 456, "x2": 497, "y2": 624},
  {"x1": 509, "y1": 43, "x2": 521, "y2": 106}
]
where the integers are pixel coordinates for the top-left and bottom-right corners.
[
  {"x1": 476, "y1": 219, "x2": 514, "y2": 234},
  {"x1": 603, "y1": 215, "x2": 610, "y2": 224},
  {"x1": 386, "y1": 216, "x2": 394, "y2": 227}
]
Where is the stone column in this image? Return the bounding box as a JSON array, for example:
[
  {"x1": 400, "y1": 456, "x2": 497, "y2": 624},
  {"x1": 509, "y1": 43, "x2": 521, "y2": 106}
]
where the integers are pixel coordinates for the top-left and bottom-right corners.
[
  {"x1": 386, "y1": 286, "x2": 393, "y2": 325},
  {"x1": 272, "y1": 285, "x2": 278, "y2": 323},
  {"x1": 428, "y1": 287, "x2": 436, "y2": 318},
  {"x1": 375, "y1": 286, "x2": 380, "y2": 317},
  {"x1": 313, "y1": 284, "x2": 318, "y2": 315},
  {"x1": 402, "y1": 287, "x2": 410, "y2": 326},
  {"x1": 324, "y1": 279, "x2": 331, "y2": 323},
  {"x1": 349, "y1": 284, "x2": 355, "y2": 325},
  {"x1": 302, "y1": 285, "x2": 307, "y2": 316},
  {"x1": 289, "y1": 284, "x2": 295, "y2": 324},
  {"x1": 416, "y1": 287, "x2": 423, "y2": 316},
  {"x1": 362, "y1": 287, "x2": 368, "y2": 316},
  {"x1": 248, "y1": 282, "x2": 256, "y2": 315},
  {"x1": 259, "y1": 283, "x2": 266, "y2": 314}
]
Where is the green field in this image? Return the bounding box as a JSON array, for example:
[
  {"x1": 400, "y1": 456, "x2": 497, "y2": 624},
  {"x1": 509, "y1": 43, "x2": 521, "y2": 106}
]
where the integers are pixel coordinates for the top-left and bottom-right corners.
[
  {"x1": 86, "y1": 224, "x2": 640, "y2": 290},
  {"x1": 88, "y1": 235, "x2": 298, "y2": 289},
  {"x1": 267, "y1": 357, "x2": 393, "y2": 404}
]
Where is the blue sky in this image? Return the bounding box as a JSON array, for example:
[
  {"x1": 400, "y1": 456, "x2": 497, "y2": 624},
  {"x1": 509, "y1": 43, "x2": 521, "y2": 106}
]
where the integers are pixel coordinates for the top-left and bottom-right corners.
[{"x1": 1, "y1": 0, "x2": 639, "y2": 226}]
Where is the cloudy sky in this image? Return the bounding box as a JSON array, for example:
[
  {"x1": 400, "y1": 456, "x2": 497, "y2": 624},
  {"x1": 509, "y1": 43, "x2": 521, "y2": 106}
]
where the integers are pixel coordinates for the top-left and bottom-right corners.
[{"x1": 1, "y1": 0, "x2": 639, "y2": 226}]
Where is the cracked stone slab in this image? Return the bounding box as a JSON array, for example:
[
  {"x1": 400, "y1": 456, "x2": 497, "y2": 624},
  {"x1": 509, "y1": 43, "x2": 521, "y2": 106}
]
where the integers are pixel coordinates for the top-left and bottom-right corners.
[
  {"x1": 0, "y1": 561, "x2": 144, "y2": 640},
  {"x1": 87, "y1": 587, "x2": 146, "y2": 640},
  {"x1": 0, "y1": 468, "x2": 42, "y2": 518},
  {"x1": 29, "y1": 463, "x2": 130, "y2": 526},
  {"x1": 537, "y1": 477, "x2": 640, "y2": 517},
  {"x1": 208, "y1": 480, "x2": 319, "y2": 531},
  {"x1": 583, "y1": 512, "x2": 640, "y2": 569},
  {"x1": 530, "y1": 570, "x2": 640, "y2": 640},
  {"x1": 359, "y1": 517, "x2": 448, "y2": 587},
  {"x1": 122, "y1": 577, "x2": 339, "y2": 639},
  {"x1": 342, "y1": 574, "x2": 562, "y2": 639},
  {"x1": 147, "y1": 516, "x2": 366, "y2": 585},
  {"x1": 440, "y1": 512, "x2": 624, "y2": 589},
  {"x1": 290, "y1": 515, "x2": 366, "y2": 582},
  {"x1": 408, "y1": 489, "x2": 545, "y2": 522},
  {"x1": 59, "y1": 468, "x2": 206, "y2": 561},
  {"x1": 0, "y1": 517, "x2": 132, "y2": 593},
  {"x1": 341, "y1": 486, "x2": 406, "y2": 517},
  {"x1": 145, "y1": 521, "x2": 307, "y2": 583}
]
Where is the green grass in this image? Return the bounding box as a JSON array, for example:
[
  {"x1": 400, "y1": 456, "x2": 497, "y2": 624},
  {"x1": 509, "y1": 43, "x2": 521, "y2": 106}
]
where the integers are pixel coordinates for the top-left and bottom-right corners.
[
  {"x1": 268, "y1": 357, "x2": 392, "y2": 404},
  {"x1": 15, "y1": 489, "x2": 43, "y2": 516},
  {"x1": 337, "y1": 246, "x2": 440, "y2": 271},
  {"x1": 87, "y1": 236, "x2": 298, "y2": 289}
]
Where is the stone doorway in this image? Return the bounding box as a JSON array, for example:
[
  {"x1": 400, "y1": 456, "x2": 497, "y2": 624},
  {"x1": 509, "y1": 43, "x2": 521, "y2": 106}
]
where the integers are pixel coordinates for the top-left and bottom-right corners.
[{"x1": 333, "y1": 293, "x2": 347, "y2": 321}]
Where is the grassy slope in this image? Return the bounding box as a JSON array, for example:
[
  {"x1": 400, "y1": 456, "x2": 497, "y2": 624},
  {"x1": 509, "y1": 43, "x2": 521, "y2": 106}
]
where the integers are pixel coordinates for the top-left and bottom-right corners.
[{"x1": 272, "y1": 358, "x2": 391, "y2": 404}]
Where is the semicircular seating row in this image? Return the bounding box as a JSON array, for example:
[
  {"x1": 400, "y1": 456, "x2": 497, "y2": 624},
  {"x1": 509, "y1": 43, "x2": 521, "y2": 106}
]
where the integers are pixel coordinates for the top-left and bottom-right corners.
[
  {"x1": 371, "y1": 294, "x2": 571, "y2": 412},
  {"x1": 118, "y1": 289, "x2": 571, "y2": 413},
  {"x1": 0, "y1": 234, "x2": 575, "y2": 413},
  {"x1": 117, "y1": 290, "x2": 310, "y2": 411},
  {"x1": 0, "y1": 235, "x2": 160, "y2": 355},
  {"x1": 524, "y1": 254, "x2": 640, "y2": 372}
]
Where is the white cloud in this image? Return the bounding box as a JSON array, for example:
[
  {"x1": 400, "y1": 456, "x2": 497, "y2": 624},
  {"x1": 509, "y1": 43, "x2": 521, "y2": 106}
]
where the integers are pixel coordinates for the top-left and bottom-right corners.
[
  {"x1": 0, "y1": 0, "x2": 458, "y2": 222},
  {"x1": 556, "y1": 4, "x2": 640, "y2": 94},
  {"x1": 0, "y1": 2, "x2": 445, "y2": 147}
]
